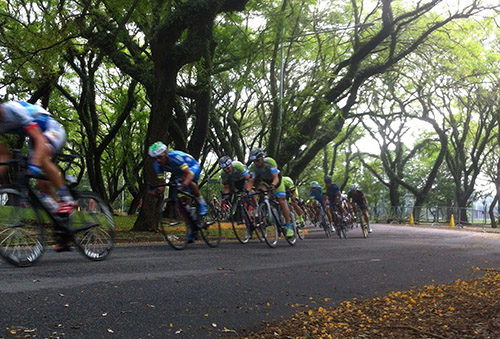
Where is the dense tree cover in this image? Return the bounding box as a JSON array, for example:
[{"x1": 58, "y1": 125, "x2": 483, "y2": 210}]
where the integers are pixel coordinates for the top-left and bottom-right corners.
[{"x1": 1, "y1": 0, "x2": 500, "y2": 230}]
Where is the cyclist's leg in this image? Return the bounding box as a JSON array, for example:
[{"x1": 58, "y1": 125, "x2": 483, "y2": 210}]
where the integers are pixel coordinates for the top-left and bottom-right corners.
[
  {"x1": 275, "y1": 182, "x2": 293, "y2": 237},
  {"x1": 361, "y1": 204, "x2": 372, "y2": 232}
]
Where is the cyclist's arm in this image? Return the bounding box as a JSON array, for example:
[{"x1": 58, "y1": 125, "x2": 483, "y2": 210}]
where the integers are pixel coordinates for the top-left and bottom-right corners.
[
  {"x1": 245, "y1": 174, "x2": 254, "y2": 193},
  {"x1": 270, "y1": 172, "x2": 279, "y2": 189},
  {"x1": 180, "y1": 165, "x2": 194, "y2": 187},
  {"x1": 362, "y1": 196, "x2": 368, "y2": 206}
]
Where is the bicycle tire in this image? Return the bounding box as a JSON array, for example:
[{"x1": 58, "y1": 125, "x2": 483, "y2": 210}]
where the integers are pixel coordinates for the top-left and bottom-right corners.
[
  {"x1": 340, "y1": 222, "x2": 348, "y2": 239},
  {"x1": 200, "y1": 205, "x2": 222, "y2": 247},
  {"x1": 0, "y1": 188, "x2": 45, "y2": 267},
  {"x1": 360, "y1": 217, "x2": 368, "y2": 238},
  {"x1": 320, "y1": 212, "x2": 331, "y2": 238},
  {"x1": 231, "y1": 203, "x2": 250, "y2": 244},
  {"x1": 71, "y1": 191, "x2": 114, "y2": 261},
  {"x1": 159, "y1": 199, "x2": 188, "y2": 250},
  {"x1": 257, "y1": 203, "x2": 278, "y2": 248},
  {"x1": 294, "y1": 211, "x2": 305, "y2": 240}
]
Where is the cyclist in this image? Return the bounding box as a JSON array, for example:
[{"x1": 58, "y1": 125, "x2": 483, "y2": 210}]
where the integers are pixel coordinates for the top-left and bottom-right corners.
[
  {"x1": 148, "y1": 141, "x2": 208, "y2": 215},
  {"x1": 308, "y1": 181, "x2": 324, "y2": 222},
  {"x1": 347, "y1": 184, "x2": 372, "y2": 233},
  {"x1": 305, "y1": 197, "x2": 319, "y2": 225},
  {"x1": 323, "y1": 175, "x2": 345, "y2": 224},
  {"x1": 282, "y1": 176, "x2": 305, "y2": 228},
  {"x1": 219, "y1": 155, "x2": 254, "y2": 238},
  {"x1": 0, "y1": 101, "x2": 76, "y2": 211},
  {"x1": 245, "y1": 148, "x2": 294, "y2": 238},
  {"x1": 219, "y1": 156, "x2": 251, "y2": 196},
  {"x1": 0, "y1": 101, "x2": 78, "y2": 252}
]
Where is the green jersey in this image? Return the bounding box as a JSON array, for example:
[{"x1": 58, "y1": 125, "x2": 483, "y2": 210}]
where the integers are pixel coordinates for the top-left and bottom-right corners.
[
  {"x1": 248, "y1": 157, "x2": 279, "y2": 184},
  {"x1": 220, "y1": 161, "x2": 248, "y2": 185},
  {"x1": 282, "y1": 176, "x2": 295, "y2": 193}
]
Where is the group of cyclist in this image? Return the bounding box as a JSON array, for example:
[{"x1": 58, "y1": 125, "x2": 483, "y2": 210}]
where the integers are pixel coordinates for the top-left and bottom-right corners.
[
  {"x1": 306, "y1": 178, "x2": 372, "y2": 234},
  {"x1": 0, "y1": 99, "x2": 369, "y2": 254},
  {"x1": 147, "y1": 141, "x2": 371, "y2": 241}
]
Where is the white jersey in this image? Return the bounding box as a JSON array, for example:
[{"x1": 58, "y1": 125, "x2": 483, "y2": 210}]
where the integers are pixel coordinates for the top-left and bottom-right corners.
[{"x1": 0, "y1": 101, "x2": 66, "y2": 152}]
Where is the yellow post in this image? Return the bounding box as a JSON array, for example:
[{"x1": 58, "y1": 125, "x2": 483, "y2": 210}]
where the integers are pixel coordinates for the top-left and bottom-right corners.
[
  {"x1": 449, "y1": 214, "x2": 455, "y2": 228},
  {"x1": 409, "y1": 213, "x2": 414, "y2": 225}
]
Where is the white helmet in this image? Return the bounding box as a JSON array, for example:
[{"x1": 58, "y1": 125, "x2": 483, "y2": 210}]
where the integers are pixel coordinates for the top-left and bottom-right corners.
[
  {"x1": 349, "y1": 184, "x2": 358, "y2": 191},
  {"x1": 148, "y1": 141, "x2": 167, "y2": 157}
]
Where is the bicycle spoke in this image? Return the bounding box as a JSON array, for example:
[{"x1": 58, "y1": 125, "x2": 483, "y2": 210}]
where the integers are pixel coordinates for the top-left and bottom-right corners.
[
  {"x1": 71, "y1": 192, "x2": 114, "y2": 260},
  {"x1": 200, "y1": 205, "x2": 221, "y2": 247},
  {"x1": 0, "y1": 189, "x2": 45, "y2": 267}
]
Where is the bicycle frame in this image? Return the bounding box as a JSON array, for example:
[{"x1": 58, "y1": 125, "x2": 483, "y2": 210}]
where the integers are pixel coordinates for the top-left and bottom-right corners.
[{"x1": 2, "y1": 152, "x2": 96, "y2": 236}]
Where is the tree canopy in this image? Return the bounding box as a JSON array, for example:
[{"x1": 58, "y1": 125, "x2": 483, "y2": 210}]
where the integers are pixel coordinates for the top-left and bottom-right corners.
[{"x1": 1, "y1": 0, "x2": 500, "y2": 229}]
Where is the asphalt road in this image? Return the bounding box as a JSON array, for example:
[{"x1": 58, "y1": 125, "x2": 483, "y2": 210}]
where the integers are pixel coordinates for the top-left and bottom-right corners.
[{"x1": 1, "y1": 224, "x2": 500, "y2": 338}]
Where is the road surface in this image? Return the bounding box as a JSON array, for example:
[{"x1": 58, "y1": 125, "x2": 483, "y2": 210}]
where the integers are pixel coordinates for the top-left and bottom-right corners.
[{"x1": 1, "y1": 224, "x2": 499, "y2": 338}]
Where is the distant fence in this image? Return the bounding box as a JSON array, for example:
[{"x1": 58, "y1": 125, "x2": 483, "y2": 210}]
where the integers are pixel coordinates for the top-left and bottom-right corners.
[{"x1": 370, "y1": 205, "x2": 494, "y2": 225}]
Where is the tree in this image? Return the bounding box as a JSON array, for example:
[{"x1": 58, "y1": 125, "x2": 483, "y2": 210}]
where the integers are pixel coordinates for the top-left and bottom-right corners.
[{"x1": 274, "y1": 0, "x2": 499, "y2": 179}]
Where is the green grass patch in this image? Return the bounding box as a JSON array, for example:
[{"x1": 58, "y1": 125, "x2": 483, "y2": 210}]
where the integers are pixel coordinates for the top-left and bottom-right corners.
[{"x1": 112, "y1": 214, "x2": 137, "y2": 231}]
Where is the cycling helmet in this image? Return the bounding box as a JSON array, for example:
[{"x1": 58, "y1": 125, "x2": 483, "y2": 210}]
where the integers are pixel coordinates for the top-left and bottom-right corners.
[
  {"x1": 218, "y1": 156, "x2": 232, "y2": 169},
  {"x1": 249, "y1": 148, "x2": 265, "y2": 161},
  {"x1": 324, "y1": 175, "x2": 332, "y2": 183},
  {"x1": 148, "y1": 141, "x2": 167, "y2": 157},
  {"x1": 349, "y1": 184, "x2": 358, "y2": 191},
  {"x1": 310, "y1": 181, "x2": 319, "y2": 188}
]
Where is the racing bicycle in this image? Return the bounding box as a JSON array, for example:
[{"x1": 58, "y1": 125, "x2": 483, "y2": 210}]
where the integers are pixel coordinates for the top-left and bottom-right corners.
[
  {"x1": 227, "y1": 191, "x2": 265, "y2": 244},
  {"x1": 256, "y1": 188, "x2": 297, "y2": 248},
  {"x1": 156, "y1": 181, "x2": 221, "y2": 250},
  {"x1": 0, "y1": 150, "x2": 114, "y2": 267}
]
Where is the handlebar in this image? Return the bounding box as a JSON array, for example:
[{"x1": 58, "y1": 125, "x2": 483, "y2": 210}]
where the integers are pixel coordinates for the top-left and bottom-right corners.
[
  {"x1": 0, "y1": 149, "x2": 83, "y2": 186},
  {"x1": 149, "y1": 181, "x2": 196, "y2": 200}
]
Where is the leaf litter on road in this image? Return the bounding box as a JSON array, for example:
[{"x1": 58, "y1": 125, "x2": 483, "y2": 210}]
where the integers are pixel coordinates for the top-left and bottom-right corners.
[{"x1": 237, "y1": 268, "x2": 500, "y2": 339}]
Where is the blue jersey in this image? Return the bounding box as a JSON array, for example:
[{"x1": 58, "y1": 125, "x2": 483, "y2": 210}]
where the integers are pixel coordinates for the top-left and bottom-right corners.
[
  {"x1": 153, "y1": 150, "x2": 201, "y2": 180},
  {"x1": 0, "y1": 101, "x2": 52, "y2": 135},
  {"x1": 323, "y1": 183, "x2": 340, "y2": 200},
  {"x1": 309, "y1": 185, "x2": 323, "y2": 202}
]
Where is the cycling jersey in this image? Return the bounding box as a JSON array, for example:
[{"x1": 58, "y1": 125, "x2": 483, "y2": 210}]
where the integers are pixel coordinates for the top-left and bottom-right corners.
[
  {"x1": 248, "y1": 157, "x2": 285, "y2": 198},
  {"x1": 248, "y1": 157, "x2": 279, "y2": 184},
  {"x1": 282, "y1": 176, "x2": 300, "y2": 200},
  {"x1": 282, "y1": 176, "x2": 295, "y2": 192},
  {"x1": 324, "y1": 183, "x2": 342, "y2": 206},
  {"x1": 309, "y1": 185, "x2": 323, "y2": 202},
  {"x1": 0, "y1": 101, "x2": 66, "y2": 152},
  {"x1": 348, "y1": 189, "x2": 367, "y2": 207},
  {"x1": 154, "y1": 150, "x2": 201, "y2": 180},
  {"x1": 220, "y1": 160, "x2": 248, "y2": 185}
]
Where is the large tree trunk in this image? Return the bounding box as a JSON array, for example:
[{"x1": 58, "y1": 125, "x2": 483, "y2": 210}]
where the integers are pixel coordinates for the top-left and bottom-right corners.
[{"x1": 132, "y1": 65, "x2": 177, "y2": 231}]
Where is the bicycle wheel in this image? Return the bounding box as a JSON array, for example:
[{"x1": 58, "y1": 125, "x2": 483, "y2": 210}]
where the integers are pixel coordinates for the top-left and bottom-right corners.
[
  {"x1": 360, "y1": 217, "x2": 368, "y2": 238},
  {"x1": 231, "y1": 203, "x2": 250, "y2": 244},
  {"x1": 200, "y1": 205, "x2": 221, "y2": 247},
  {"x1": 257, "y1": 203, "x2": 278, "y2": 248},
  {"x1": 0, "y1": 188, "x2": 45, "y2": 267},
  {"x1": 159, "y1": 199, "x2": 188, "y2": 250},
  {"x1": 294, "y1": 212, "x2": 305, "y2": 240},
  {"x1": 71, "y1": 191, "x2": 114, "y2": 261},
  {"x1": 320, "y1": 212, "x2": 331, "y2": 238},
  {"x1": 340, "y1": 222, "x2": 348, "y2": 239}
]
